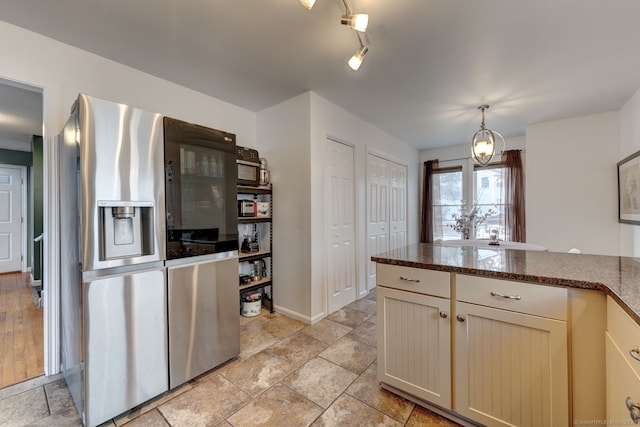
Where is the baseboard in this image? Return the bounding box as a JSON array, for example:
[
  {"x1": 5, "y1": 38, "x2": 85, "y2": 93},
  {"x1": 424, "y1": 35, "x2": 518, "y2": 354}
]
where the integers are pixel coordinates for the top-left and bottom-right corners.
[{"x1": 274, "y1": 305, "x2": 325, "y2": 325}]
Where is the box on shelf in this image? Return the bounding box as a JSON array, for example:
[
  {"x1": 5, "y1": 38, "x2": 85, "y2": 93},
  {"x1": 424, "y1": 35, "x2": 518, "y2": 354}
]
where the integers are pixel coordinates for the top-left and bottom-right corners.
[{"x1": 255, "y1": 202, "x2": 269, "y2": 217}]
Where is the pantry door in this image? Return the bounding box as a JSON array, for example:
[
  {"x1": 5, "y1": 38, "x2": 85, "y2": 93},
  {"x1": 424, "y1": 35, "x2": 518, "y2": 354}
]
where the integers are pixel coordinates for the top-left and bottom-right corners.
[
  {"x1": 325, "y1": 138, "x2": 356, "y2": 314},
  {"x1": 367, "y1": 153, "x2": 407, "y2": 291},
  {"x1": 366, "y1": 154, "x2": 388, "y2": 291},
  {"x1": 0, "y1": 165, "x2": 24, "y2": 273},
  {"x1": 389, "y1": 161, "x2": 407, "y2": 250}
]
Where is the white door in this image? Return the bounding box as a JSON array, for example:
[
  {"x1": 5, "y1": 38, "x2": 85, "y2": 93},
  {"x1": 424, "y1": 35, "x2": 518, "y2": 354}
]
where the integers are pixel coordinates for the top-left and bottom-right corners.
[
  {"x1": 366, "y1": 154, "x2": 388, "y2": 291},
  {"x1": 0, "y1": 166, "x2": 23, "y2": 273},
  {"x1": 389, "y1": 161, "x2": 407, "y2": 251},
  {"x1": 325, "y1": 138, "x2": 356, "y2": 314}
]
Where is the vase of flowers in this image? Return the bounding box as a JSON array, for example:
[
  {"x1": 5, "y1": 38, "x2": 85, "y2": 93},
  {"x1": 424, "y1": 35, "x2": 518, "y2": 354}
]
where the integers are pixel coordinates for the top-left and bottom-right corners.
[{"x1": 449, "y1": 201, "x2": 496, "y2": 239}]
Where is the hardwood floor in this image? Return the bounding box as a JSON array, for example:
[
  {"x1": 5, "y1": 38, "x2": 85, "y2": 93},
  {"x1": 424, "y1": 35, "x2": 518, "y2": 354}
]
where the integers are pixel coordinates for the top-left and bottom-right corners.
[{"x1": 0, "y1": 272, "x2": 43, "y2": 389}]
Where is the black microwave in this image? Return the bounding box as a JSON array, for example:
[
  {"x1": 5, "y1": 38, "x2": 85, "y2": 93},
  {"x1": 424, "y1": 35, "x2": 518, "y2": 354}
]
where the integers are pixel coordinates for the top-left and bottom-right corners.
[{"x1": 236, "y1": 146, "x2": 260, "y2": 186}]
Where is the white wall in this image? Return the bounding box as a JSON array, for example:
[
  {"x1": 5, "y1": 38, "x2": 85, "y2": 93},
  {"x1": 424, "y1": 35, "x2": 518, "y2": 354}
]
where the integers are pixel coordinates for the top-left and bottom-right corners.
[
  {"x1": 526, "y1": 112, "x2": 620, "y2": 255},
  {"x1": 257, "y1": 92, "x2": 419, "y2": 323},
  {"x1": 309, "y1": 93, "x2": 419, "y2": 321},
  {"x1": 0, "y1": 20, "x2": 257, "y2": 375},
  {"x1": 256, "y1": 92, "x2": 312, "y2": 320},
  {"x1": 619, "y1": 87, "x2": 640, "y2": 256}
]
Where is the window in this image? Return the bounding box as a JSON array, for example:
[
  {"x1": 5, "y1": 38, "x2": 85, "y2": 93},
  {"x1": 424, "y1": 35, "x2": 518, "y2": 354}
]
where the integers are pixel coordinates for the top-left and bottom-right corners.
[
  {"x1": 432, "y1": 167, "x2": 462, "y2": 240},
  {"x1": 474, "y1": 165, "x2": 507, "y2": 240},
  {"x1": 426, "y1": 150, "x2": 524, "y2": 243},
  {"x1": 431, "y1": 162, "x2": 509, "y2": 241}
]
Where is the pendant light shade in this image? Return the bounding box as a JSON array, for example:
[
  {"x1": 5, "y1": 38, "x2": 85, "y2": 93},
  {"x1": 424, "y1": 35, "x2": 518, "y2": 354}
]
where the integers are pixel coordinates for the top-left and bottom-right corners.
[{"x1": 471, "y1": 105, "x2": 505, "y2": 166}]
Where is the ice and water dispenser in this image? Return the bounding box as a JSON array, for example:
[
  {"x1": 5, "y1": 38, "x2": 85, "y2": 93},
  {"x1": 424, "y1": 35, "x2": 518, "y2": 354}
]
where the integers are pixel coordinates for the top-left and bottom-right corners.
[{"x1": 99, "y1": 201, "x2": 155, "y2": 260}]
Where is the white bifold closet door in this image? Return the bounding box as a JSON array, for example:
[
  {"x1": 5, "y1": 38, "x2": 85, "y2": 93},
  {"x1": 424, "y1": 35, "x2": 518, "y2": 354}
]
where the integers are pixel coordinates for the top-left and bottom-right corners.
[
  {"x1": 325, "y1": 138, "x2": 356, "y2": 314},
  {"x1": 367, "y1": 153, "x2": 407, "y2": 291}
]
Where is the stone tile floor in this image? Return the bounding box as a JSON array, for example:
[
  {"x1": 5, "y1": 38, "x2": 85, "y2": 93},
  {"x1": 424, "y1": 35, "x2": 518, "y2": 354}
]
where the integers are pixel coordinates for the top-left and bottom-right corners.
[{"x1": 0, "y1": 291, "x2": 461, "y2": 426}]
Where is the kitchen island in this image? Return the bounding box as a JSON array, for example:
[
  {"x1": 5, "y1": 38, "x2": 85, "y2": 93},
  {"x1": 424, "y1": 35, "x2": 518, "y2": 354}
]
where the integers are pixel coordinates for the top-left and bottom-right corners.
[{"x1": 372, "y1": 243, "x2": 640, "y2": 427}]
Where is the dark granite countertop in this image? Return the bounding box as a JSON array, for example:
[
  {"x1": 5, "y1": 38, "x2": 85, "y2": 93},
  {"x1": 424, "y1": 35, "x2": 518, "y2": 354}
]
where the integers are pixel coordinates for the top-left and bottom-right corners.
[{"x1": 372, "y1": 243, "x2": 640, "y2": 325}]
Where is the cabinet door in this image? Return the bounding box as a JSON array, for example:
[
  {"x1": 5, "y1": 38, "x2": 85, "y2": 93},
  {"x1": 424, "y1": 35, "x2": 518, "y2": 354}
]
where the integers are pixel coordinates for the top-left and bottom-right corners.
[
  {"x1": 606, "y1": 333, "x2": 640, "y2": 424},
  {"x1": 377, "y1": 286, "x2": 451, "y2": 409},
  {"x1": 454, "y1": 302, "x2": 568, "y2": 427}
]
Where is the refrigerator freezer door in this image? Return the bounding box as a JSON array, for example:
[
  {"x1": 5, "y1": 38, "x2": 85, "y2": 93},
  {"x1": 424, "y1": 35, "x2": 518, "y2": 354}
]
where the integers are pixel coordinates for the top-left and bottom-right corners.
[
  {"x1": 168, "y1": 255, "x2": 240, "y2": 389},
  {"x1": 84, "y1": 267, "x2": 168, "y2": 427}
]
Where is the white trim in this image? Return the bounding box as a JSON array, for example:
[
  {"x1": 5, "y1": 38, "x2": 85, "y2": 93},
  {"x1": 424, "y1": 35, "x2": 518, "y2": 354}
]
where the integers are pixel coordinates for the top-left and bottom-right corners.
[
  {"x1": 43, "y1": 87, "x2": 60, "y2": 376},
  {"x1": 20, "y1": 166, "x2": 26, "y2": 273},
  {"x1": 272, "y1": 304, "x2": 315, "y2": 325},
  {"x1": 367, "y1": 146, "x2": 409, "y2": 168}
]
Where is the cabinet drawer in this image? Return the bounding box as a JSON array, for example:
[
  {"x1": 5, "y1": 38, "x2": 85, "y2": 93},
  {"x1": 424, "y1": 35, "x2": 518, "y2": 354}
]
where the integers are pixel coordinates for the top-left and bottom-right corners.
[
  {"x1": 455, "y1": 274, "x2": 568, "y2": 321},
  {"x1": 607, "y1": 296, "x2": 640, "y2": 375},
  {"x1": 377, "y1": 264, "x2": 450, "y2": 298}
]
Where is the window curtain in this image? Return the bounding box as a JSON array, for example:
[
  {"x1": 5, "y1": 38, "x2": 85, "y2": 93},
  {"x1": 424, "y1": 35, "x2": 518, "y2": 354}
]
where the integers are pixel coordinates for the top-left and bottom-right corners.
[
  {"x1": 503, "y1": 150, "x2": 526, "y2": 242},
  {"x1": 420, "y1": 159, "x2": 439, "y2": 243}
]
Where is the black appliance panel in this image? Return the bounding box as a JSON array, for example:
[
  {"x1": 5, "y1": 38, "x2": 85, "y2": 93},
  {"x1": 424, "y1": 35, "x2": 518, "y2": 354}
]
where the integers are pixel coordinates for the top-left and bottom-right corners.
[{"x1": 164, "y1": 117, "x2": 238, "y2": 259}]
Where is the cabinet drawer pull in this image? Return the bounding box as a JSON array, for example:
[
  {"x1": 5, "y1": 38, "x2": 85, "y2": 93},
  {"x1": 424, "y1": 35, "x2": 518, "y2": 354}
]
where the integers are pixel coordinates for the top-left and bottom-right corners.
[
  {"x1": 490, "y1": 291, "x2": 522, "y2": 300},
  {"x1": 626, "y1": 397, "x2": 640, "y2": 424},
  {"x1": 631, "y1": 346, "x2": 640, "y2": 362},
  {"x1": 400, "y1": 276, "x2": 420, "y2": 283}
]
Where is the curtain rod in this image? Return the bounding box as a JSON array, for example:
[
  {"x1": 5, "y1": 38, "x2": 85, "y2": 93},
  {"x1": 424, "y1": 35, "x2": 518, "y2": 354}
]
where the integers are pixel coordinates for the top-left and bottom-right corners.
[{"x1": 436, "y1": 149, "x2": 525, "y2": 164}]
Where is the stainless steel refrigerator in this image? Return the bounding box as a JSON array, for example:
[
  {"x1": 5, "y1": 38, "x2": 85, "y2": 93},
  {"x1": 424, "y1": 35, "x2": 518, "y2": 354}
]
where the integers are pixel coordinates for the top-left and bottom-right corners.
[{"x1": 59, "y1": 94, "x2": 168, "y2": 427}]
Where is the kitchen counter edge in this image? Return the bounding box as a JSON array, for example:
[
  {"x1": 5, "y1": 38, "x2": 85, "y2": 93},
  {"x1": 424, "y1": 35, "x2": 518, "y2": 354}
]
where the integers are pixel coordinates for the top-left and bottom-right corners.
[{"x1": 372, "y1": 243, "x2": 640, "y2": 325}]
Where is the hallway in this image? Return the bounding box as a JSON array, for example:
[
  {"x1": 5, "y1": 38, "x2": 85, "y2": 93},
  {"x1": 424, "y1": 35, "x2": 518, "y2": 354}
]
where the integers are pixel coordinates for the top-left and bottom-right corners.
[{"x1": 0, "y1": 272, "x2": 43, "y2": 389}]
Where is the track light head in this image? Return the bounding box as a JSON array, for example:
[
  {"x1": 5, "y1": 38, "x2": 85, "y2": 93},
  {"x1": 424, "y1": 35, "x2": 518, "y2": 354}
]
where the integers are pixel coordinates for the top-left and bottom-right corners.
[
  {"x1": 341, "y1": 13, "x2": 368, "y2": 32},
  {"x1": 299, "y1": 0, "x2": 316, "y2": 9},
  {"x1": 348, "y1": 45, "x2": 368, "y2": 71}
]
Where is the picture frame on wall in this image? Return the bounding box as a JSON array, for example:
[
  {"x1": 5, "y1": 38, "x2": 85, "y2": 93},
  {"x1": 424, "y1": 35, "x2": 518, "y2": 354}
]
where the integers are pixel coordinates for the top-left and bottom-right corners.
[{"x1": 618, "y1": 150, "x2": 640, "y2": 224}]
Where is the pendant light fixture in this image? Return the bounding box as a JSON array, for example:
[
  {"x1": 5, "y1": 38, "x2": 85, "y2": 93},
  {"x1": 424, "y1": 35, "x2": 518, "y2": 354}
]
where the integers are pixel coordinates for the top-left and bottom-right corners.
[{"x1": 471, "y1": 105, "x2": 505, "y2": 166}]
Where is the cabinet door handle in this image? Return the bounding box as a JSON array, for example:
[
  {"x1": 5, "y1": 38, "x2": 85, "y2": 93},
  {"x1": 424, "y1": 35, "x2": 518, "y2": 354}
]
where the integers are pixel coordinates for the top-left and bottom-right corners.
[
  {"x1": 400, "y1": 276, "x2": 420, "y2": 283},
  {"x1": 626, "y1": 397, "x2": 640, "y2": 424},
  {"x1": 490, "y1": 291, "x2": 522, "y2": 300},
  {"x1": 631, "y1": 346, "x2": 640, "y2": 362},
  {"x1": 439, "y1": 311, "x2": 448, "y2": 319},
  {"x1": 456, "y1": 314, "x2": 466, "y2": 322}
]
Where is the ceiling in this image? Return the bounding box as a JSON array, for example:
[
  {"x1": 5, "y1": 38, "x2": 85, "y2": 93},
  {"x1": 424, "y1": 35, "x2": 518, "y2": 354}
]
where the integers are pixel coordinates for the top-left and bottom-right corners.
[
  {"x1": 0, "y1": 79, "x2": 42, "y2": 151},
  {"x1": 1, "y1": 0, "x2": 640, "y2": 150}
]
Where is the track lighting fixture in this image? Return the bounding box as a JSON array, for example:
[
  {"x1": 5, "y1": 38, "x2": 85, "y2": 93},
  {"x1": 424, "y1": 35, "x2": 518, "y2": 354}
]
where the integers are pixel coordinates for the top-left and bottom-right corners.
[
  {"x1": 299, "y1": 0, "x2": 370, "y2": 71},
  {"x1": 299, "y1": 0, "x2": 316, "y2": 9}
]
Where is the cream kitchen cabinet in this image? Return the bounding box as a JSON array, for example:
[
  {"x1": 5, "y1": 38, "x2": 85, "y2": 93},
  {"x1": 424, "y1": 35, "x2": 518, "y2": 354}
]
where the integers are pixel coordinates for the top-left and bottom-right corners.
[
  {"x1": 454, "y1": 274, "x2": 569, "y2": 427},
  {"x1": 376, "y1": 265, "x2": 452, "y2": 409},
  {"x1": 377, "y1": 263, "x2": 571, "y2": 426},
  {"x1": 606, "y1": 296, "x2": 640, "y2": 424}
]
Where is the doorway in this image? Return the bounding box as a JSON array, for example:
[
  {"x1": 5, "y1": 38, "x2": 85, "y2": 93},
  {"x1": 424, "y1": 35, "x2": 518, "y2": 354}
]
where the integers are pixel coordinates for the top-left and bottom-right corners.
[{"x1": 0, "y1": 78, "x2": 45, "y2": 388}]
